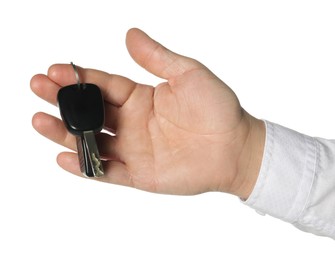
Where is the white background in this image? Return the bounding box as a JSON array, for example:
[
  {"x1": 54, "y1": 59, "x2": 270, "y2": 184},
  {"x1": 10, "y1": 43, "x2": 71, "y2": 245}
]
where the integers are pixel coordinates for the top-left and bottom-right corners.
[{"x1": 1, "y1": 0, "x2": 334, "y2": 259}]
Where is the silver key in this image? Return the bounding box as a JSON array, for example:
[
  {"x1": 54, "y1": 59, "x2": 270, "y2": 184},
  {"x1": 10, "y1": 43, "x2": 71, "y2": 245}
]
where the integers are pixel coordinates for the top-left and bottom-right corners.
[{"x1": 76, "y1": 132, "x2": 104, "y2": 177}]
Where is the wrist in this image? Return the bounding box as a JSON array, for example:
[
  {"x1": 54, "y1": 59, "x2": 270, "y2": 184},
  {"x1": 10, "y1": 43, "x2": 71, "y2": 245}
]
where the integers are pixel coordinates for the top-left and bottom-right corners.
[{"x1": 231, "y1": 114, "x2": 265, "y2": 200}]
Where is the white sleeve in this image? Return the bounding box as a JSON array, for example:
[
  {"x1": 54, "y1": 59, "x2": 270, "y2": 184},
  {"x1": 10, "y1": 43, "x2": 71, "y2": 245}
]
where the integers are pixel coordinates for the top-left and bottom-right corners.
[{"x1": 244, "y1": 121, "x2": 335, "y2": 239}]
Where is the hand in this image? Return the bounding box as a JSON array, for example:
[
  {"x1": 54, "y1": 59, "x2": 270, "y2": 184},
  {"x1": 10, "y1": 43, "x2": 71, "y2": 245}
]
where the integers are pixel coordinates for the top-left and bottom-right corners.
[{"x1": 31, "y1": 28, "x2": 265, "y2": 199}]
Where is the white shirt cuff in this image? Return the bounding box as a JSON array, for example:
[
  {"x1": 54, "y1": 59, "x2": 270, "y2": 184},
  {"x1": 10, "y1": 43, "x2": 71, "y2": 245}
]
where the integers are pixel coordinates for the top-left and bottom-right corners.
[{"x1": 244, "y1": 120, "x2": 317, "y2": 223}]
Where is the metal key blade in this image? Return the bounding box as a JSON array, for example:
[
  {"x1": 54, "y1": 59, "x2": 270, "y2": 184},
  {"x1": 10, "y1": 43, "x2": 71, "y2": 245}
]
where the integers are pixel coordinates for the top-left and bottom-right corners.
[
  {"x1": 77, "y1": 131, "x2": 104, "y2": 178},
  {"x1": 76, "y1": 136, "x2": 86, "y2": 175},
  {"x1": 76, "y1": 135, "x2": 97, "y2": 178}
]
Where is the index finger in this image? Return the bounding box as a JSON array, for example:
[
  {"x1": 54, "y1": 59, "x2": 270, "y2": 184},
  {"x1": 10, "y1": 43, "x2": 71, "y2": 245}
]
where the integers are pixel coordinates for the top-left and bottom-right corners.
[{"x1": 47, "y1": 64, "x2": 138, "y2": 107}]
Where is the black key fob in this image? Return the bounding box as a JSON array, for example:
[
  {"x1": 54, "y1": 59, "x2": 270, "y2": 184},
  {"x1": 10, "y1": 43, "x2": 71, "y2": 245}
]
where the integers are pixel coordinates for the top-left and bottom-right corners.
[{"x1": 57, "y1": 83, "x2": 105, "y2": 136}]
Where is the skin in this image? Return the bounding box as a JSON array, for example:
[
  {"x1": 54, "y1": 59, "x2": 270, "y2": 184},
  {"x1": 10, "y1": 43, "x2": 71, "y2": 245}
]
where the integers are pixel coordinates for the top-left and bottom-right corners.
[{"x1": 30, "y1": 28, "x2": 265, "y2": 200}]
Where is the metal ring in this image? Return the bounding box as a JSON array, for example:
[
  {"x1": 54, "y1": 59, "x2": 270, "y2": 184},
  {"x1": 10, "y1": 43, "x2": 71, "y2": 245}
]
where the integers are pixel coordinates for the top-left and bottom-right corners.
[{"x1": 71, "y1": 62, "x2": 81, "y2": 87}]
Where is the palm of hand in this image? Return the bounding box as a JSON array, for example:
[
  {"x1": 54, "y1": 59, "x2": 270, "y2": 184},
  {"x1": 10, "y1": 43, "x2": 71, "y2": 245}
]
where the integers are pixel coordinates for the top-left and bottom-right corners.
[{"x1": 118, "y1": 68, "x2": 246, "y2": 195}]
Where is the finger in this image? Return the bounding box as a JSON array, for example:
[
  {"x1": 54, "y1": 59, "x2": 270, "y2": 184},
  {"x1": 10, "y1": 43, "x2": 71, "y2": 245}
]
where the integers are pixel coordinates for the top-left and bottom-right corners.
[
  {"x1": 32, "y1": 112, "x2": 76, "y2": 150},
  {"x1": 126, "y1": 28, "x2": 203, "y2": 80},
  {"x1": 32, "y1": 112, "x2": 120, "y2": 157},
  {"x1": 47, "y1": 64, "x2": 138, "y2": 106},
  {"x1": 31, "y1": 73, "x2": 120, "y2": 131},
  {"x1": 57, "y1": 152, "x2": 134, "y2": 188},
  {"x1": 56, "y1": 152, "x2": 81, "y2": 176},
  {"x1": 30, "y1": 74, "x2": 60, "y2": 105},
  {"x1": 100, "y1": 160, "x2": 133, "y2": 187},
  {"x1": 96, "y1": 133, "x2": 120, "y2": 160}
]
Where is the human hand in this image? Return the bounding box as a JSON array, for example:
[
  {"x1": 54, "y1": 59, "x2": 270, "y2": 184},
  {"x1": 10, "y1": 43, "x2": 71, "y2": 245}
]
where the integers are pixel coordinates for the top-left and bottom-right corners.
[{"x1": 31, "y1": 28, "x2": 265, "y2": 199}]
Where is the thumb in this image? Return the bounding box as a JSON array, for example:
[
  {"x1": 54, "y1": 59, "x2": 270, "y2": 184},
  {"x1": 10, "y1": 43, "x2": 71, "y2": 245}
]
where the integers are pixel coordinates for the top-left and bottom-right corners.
[{"x1": 126, "y1": 28, "x2": 202, "y2": 80}]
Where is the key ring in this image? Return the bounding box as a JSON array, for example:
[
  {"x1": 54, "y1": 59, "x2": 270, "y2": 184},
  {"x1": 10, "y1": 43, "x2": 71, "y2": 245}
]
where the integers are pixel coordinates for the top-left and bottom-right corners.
[{"x1": 71, "y1": 62, "x2": 81, "y2": 88}]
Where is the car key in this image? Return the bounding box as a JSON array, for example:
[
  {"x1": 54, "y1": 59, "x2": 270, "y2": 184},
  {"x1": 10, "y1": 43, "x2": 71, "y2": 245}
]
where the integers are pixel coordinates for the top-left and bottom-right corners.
[{"x1": 57, "y1": 62, "x2": 105, "y2": 177}]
